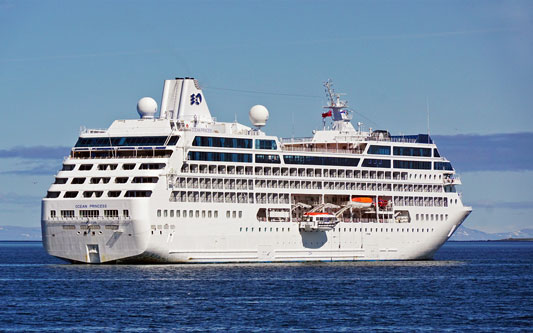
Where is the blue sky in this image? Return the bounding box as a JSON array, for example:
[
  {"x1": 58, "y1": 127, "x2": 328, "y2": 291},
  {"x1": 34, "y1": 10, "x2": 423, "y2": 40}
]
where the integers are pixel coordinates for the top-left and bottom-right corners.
[{"x1": 0, "y1": 0, "x2": 531, "y2": 232}]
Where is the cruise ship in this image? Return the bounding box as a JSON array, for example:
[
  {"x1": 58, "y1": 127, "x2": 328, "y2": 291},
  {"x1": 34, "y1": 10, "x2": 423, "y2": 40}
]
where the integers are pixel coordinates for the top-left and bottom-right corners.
[{"x1": 41, "y1": 77, "x2": 471, "y2": 263}]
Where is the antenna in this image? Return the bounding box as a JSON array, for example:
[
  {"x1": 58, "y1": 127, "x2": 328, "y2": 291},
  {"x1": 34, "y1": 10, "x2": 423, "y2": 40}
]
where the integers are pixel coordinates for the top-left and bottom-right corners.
[
  {"x1": 291, "y1": 112, "x2": 295, "y2": 139},
  {"x1": 426, "y1": 97, "x2": 430, "y2": 136}
]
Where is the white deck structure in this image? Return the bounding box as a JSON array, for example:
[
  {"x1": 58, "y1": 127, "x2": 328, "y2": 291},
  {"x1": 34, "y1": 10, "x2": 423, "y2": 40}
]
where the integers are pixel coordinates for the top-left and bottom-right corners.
[{"x1": 41, "y1": 77, "x2": 471, "y2": 263}]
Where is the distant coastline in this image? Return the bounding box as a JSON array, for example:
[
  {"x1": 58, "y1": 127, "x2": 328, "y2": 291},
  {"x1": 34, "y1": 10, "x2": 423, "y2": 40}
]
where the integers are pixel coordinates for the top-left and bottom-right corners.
[
  {"x1": 1, "y1": 224, "x2": 532, "y2": 242},
  {"x1": 449, "y1": 238, "x2": 533, "y2": 242}
]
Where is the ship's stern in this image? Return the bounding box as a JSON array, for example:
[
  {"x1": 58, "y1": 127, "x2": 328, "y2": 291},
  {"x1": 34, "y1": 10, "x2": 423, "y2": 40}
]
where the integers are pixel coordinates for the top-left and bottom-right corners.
[{"x1": 41, "y1": 199, "x2": 151, "y2": 263}]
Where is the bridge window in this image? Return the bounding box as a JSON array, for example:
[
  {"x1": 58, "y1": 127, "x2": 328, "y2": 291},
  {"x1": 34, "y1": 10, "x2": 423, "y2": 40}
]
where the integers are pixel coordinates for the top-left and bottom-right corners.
[
  {"x1": 393, "y1": 147, "x2": 431, "y2": 157},
  {"x1": 255, "y1": 139, "x2": 277, "y2": 150},
  {"x1": 393, "y1": 160, "x2": 431, "y2": 170},
  {"x1": 434, "y1": 162, "x2": 453, "y2": 171},
  {"x1": 368, "y1": 145, "x2": 391, "y2": 155},
  {"x1": 362, "y1": 159, "x2": 391, "y2": 168},
  {"x1": 193, "y1": 136, "x2": 252, "y2": 149}
]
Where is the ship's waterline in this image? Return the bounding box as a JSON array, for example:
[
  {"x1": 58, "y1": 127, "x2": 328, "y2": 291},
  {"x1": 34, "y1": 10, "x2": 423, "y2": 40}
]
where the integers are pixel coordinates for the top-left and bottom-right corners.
[{"x1": 41, "y1": 77, "x2": 471, "y2": 264}]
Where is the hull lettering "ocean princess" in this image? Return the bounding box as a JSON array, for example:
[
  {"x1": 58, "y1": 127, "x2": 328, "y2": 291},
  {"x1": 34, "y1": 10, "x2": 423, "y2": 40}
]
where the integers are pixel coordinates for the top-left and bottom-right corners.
[{"x1": 75, "y1": 204, "x2": 107, "y2": 209}]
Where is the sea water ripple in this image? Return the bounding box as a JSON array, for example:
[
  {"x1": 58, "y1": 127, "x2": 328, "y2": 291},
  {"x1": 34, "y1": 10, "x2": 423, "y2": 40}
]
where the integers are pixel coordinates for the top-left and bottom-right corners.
[{"x1": 0, "y1": 241, "x2": 531, "y2": 332}]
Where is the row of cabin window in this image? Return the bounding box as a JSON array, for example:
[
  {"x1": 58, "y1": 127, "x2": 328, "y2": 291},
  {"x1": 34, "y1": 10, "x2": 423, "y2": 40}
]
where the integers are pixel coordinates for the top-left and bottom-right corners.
[
  {"x1": 393, "y1": 196, "x2": 449, "y2": 207},
  {"x1": 60, "y1": 225, "x2": 119, "y2": 231},
  {"x1": 239, "y1": 226, "x2": 436, "y2": 233},
  {"x1": 174, "y1": 177, "x2": 444, "y2": 193},
  {"x1": 49, "y1": 209, "x2": 129, "y2": 219},
  {"x1": 46, "y1": 190, "x2": 152, "y2": 199},
  {"x1": 367, "y1": 145, "x2": 440, "y2": 158},
  {"x1": 74, "y1": 135, "x2": 179, "y2": 147},
  {"x1": 240, "y1": 226, "x2": 290, "y2": 232},
  {"x1": 415, "y1": 213, "x2": 449, "y2": 221},
  {"x1": 360, "y1": 159, "x2": 432, "y2": 170},
  {"x1": 189, "y1": 152, "x2": 445, "y2": 169},
  {"x1": 54, "y1": 176, "x2": 158, "y2": 185},
  {"x1": 61, "y1": 163, "x2": 166, "y2": 172},
  {"x1": 192, "y1": 136, "x2": 277, "y2": 150},
  {"x1": 170, "y1": 191, "x2": 290, "y2": 204},
  {"x1": 255, "y1": 180, "x2": 443, "y2": 192},
  {"x1": 287, "y1": 156, "x2": 451, "y2": 170},
  {"x1": 156, "y1": 209, "x2": 243, "y2": 219},
  {"x1": 338, "y1": 226, "x2": 436, "y2": 233},
  {"x1": 175, "y1": 177, "x2": 254, "y2": 190},
  {"x1": 71, "y1": 149, "x2": 173, "y2": 160},
  {"x1": 183, "y1": 164, "x2": 446, "y2": 182}
]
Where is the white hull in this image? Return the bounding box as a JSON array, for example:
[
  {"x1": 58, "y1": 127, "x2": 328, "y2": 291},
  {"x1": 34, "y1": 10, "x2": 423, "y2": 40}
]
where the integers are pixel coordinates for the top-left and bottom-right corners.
[{"x1": 42, "y1": 202, "x2": 471, "y2": 263}]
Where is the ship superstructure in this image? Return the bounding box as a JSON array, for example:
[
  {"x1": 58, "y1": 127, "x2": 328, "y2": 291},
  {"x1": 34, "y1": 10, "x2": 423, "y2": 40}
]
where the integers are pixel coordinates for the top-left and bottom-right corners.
[{"x1": 41, "y1": 77, "x2": 471, "y2": 263}]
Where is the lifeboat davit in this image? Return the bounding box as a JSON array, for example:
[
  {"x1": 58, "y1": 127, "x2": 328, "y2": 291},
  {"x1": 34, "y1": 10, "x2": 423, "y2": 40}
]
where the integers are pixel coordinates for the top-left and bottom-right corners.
[{"x1": 350, "y1": 197, "x2": 374, "y2": 209}]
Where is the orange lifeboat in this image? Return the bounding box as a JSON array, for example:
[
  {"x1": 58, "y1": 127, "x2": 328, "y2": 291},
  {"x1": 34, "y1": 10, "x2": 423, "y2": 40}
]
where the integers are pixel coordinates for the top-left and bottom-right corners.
[
  {"x1": 350, "y1": 197, "x2": 374, "y2": 209},
  {"x1": 351, "y1": 197, "x2": 373, "y2": 203}
]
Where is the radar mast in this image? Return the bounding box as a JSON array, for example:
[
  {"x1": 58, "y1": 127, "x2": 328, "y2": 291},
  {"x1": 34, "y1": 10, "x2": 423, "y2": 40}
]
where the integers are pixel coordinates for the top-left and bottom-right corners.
[{"x1": 321, "y1": 80, "x2": 356, "y2": 133}]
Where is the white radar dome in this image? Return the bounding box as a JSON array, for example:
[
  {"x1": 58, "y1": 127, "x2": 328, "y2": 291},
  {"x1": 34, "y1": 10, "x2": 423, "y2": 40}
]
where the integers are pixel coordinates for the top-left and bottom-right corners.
[
  {"x1": 249, "y1": 105, "x2": 269, "y2": 128},
  {"x1": 137, "y1": 97, "x2": 158, "y2": 119}
]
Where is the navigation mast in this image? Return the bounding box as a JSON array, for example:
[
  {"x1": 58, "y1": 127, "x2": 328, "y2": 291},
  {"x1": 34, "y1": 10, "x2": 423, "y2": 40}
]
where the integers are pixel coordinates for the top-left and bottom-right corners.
[{"x1": 322, "y1": 79, "x2": 356, "y2": 132}]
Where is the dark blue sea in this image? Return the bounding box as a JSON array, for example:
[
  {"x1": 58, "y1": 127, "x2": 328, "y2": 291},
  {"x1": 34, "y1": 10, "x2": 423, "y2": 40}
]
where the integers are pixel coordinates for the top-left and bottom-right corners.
[{"x1": 0, "y1": 241, "x2": 531, "y2": 332}]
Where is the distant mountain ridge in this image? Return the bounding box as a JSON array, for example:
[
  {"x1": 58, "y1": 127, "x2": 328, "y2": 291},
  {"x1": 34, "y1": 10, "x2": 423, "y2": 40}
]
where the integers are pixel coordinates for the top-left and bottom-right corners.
[
  {"x1": 0, "y1": 226, "x2": 42, "y2": 241},
  {"x1": 1, "y1": 225, "x2": 532, "y2": 241},
  {"x1": 450, "y1": 226, "x2": 533, "y2": 241}
]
